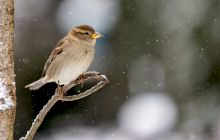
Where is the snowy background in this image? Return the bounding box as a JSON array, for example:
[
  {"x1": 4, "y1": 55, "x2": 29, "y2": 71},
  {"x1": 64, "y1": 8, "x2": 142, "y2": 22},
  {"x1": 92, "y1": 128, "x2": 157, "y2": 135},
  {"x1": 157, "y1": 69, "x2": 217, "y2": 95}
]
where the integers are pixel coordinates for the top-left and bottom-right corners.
[{"x1": 14, "y1": 0, "x2": 220, "y2": 140}]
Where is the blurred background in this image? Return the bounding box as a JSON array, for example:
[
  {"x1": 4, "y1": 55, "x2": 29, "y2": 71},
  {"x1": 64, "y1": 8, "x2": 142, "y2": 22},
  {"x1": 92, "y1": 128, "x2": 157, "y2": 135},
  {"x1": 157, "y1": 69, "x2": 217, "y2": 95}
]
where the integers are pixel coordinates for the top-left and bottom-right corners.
[{"x1": 14, "y1": 0, "x2": 220, "y2": 140}]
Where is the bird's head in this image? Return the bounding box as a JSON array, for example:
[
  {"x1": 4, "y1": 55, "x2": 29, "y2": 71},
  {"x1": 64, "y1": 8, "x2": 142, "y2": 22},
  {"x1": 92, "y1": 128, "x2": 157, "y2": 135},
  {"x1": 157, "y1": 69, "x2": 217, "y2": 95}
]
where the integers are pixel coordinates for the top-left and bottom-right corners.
[{"x1": 69, "y1": 25, "x2": 102, "y2": 45}]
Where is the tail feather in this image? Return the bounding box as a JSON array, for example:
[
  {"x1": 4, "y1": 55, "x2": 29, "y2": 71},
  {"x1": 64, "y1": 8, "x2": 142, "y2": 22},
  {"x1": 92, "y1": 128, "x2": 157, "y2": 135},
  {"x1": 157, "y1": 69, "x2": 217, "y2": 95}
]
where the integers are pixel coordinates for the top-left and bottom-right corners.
[{"x1": 25, "y1": 77, "x2": 48, "y2": 90}]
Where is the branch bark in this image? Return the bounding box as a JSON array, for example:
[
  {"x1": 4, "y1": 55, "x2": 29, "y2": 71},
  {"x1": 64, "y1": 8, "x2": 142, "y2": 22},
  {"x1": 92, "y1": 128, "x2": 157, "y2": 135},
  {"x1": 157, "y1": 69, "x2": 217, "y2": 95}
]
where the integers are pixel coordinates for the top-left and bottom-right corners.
[
  {"x1": 20, "y1": 72, "x2": 109, "y2": 140},
  {"x1": 0, "y1": 0, "x2": 16, "y2": 139}
]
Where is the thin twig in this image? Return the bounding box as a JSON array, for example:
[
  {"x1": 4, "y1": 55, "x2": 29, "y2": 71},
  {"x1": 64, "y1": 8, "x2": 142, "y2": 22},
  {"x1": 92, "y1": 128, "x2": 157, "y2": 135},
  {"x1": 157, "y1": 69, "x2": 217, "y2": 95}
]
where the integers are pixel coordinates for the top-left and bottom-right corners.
[
  {"x1": 19, "y1": 93, "x2": 60, "y2": 140},
  {"x1": 20, "y1": 72, "x2": 109, "y2": 140}
]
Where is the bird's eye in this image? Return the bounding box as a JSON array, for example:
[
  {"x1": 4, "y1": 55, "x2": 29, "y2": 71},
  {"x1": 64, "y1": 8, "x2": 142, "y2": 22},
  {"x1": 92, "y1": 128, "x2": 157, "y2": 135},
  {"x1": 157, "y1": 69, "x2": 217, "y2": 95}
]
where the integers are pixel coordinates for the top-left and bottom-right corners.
[{"x1": 85, "y1": 32, "x2": 90, "y2": 35}]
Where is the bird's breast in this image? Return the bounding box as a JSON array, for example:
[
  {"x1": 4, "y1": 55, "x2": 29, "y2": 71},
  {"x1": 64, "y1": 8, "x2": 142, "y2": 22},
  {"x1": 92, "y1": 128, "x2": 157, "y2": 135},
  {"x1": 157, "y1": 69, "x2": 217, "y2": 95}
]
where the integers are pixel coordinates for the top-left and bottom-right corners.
[{"x1": 47, "y1": 45, "x2": 95, "y2": 85}]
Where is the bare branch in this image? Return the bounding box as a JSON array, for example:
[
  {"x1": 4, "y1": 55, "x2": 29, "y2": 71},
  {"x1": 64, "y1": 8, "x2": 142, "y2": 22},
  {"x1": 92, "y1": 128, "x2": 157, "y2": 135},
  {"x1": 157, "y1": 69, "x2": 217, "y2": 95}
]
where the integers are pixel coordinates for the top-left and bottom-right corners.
[{"x1": 20, "y1": 72, "x2": 109, "y2": 140}]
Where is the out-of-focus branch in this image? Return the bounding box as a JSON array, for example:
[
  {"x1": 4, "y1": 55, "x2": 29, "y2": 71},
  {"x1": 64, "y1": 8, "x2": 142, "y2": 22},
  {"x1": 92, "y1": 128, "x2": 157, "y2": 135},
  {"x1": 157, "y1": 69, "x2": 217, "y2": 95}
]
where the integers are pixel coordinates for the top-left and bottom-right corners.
[
  {"x1": 20, "y1": 71, "x2": 109, "y2": 140},
  {"x1": 0, "y1": 0, "x2": 16, "y2": 139}
]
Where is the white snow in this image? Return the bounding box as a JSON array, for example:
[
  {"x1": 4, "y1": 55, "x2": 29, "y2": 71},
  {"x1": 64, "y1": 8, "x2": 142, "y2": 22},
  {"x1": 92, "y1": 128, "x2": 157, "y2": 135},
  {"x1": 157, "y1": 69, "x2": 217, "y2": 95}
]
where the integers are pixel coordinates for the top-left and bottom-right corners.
[
  {"x1": 0, "y1": 79, "x2": 14, "y2": 111},
  {"x1": 100, "y1": 74, "x2": 108, "y2": 80}
]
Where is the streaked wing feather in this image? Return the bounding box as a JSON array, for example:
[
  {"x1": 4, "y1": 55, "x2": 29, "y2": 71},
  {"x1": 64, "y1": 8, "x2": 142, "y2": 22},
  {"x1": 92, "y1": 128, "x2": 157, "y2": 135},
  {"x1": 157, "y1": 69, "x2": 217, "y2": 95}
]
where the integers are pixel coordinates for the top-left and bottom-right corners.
[{"x1": 41, "y1": 36, "x2": 68, "y2": 77}]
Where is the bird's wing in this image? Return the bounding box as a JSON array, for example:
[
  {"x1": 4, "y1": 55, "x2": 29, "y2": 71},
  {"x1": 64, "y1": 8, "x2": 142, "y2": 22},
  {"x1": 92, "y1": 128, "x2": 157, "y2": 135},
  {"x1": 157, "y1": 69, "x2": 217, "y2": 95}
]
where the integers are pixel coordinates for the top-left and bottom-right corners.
[{"x1": 41, "y1": 36, "x2": 68, "y2": 77}]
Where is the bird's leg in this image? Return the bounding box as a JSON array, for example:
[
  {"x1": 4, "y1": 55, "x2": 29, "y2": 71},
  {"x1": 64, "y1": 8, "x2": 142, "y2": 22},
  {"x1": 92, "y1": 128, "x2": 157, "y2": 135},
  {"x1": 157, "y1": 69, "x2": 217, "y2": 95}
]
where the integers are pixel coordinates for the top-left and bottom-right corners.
[
  {"x1": 75, "y1": 74, "x2": 88, "y2": 88},
  {"x1": 55, "y1": 81, "x2": 65, "y2": 99},
  {"x1": 73, "y1": 72, "x2": 105, "y2": 88}
]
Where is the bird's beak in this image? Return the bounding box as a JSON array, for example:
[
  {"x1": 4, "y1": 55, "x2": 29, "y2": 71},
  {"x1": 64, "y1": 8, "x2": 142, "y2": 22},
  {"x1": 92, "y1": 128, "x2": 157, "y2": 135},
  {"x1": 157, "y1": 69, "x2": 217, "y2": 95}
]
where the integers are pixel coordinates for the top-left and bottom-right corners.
[{"x1": 91, "y1": 32, "x2": 103, "y2": 39}]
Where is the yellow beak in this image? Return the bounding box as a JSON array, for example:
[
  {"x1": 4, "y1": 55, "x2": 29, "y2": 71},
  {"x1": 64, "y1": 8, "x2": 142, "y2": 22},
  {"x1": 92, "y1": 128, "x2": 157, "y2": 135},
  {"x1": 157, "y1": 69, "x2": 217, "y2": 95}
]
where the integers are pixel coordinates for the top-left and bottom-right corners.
[{"x1": 91, "y1": 32, "x2": 102, "y2": 39}]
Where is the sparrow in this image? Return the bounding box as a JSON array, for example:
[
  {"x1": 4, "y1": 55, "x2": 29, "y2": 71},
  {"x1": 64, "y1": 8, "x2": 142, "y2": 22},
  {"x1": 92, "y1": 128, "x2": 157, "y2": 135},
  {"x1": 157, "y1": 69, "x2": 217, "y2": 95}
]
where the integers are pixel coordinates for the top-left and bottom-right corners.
[{"x1": 25, "y1": 25, "x2": 102, "y2": 90}]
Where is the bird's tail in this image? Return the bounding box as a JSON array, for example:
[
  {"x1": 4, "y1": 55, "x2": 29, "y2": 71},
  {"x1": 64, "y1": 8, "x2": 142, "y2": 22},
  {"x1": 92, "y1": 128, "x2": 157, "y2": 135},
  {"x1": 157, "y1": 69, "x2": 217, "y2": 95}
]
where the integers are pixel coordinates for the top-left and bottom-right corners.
[{"x1": 25, "y1": 77, "x2": 48, "y2": 90}]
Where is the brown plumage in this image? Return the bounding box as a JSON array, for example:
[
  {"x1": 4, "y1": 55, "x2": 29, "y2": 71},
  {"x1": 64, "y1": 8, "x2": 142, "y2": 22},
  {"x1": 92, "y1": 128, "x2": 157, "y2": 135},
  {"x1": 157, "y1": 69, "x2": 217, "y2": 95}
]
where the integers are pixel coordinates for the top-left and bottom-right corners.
[{"x1": 25, "y1": 25, "x2": 102, "y2": 90}]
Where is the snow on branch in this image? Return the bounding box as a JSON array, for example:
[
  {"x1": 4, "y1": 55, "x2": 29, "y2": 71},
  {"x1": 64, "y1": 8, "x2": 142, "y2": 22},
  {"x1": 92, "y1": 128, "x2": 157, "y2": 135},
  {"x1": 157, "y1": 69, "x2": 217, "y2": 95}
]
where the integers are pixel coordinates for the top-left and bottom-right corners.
[{"x1": 0, "y1": 79, "x2": 14, "y2": 111}]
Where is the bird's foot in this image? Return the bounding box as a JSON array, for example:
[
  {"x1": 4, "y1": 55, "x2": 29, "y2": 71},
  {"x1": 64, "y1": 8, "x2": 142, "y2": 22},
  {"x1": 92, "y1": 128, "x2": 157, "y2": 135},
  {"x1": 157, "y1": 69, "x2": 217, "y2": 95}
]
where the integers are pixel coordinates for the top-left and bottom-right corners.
[
  {"x1": 55, "y1": 81, "x2": 66, "y2": 99},
  {"x1": 75, "y1": 74, "x2": 88, "y2": 88}
]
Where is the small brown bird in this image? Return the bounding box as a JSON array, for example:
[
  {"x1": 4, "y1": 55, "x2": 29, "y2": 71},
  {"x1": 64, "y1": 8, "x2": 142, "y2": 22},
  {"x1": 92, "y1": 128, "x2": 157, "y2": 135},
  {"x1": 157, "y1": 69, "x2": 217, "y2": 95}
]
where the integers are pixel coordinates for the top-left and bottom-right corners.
[{"x1": 25, "y1": 25, "x2": 102, "y2": 90}]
